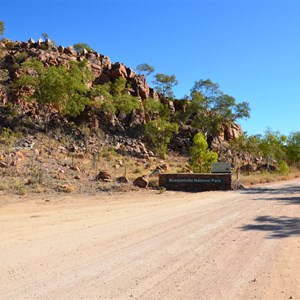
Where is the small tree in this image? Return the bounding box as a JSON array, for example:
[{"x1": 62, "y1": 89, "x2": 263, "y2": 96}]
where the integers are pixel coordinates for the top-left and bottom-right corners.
[
  {"x1": 153, "y1": 73, "x2": 178, "y2": 100},
  {"x1": 9, "y1": 58, "x2": 45, "y2": 100},
  {"x1": 0, "y1": 21, "x2": 4, "y2": 39},
  {"x1": 11, "y1": 58, "x2": 93, "y2": 120},
  {"x1": 185, "y1": 79, "x2": 250, "y2": 138},
  {"x1": 259, "y1": 129, "x2": 287, "y2": 171},
  {"x1": 41, "y1": 33, "x2": 49, "y2": 41},
  {"x1": 230, "y1": 133, "x2": 261, "y2": 175},
  {"x1": 136, "y1": 63, "x2": 155, "y2": 76},
  {"x1": 73, "y1": 42, "x2": 93, "y2": 53},
  {"x1": 144, "y1": 119, "x2": 178, "y2": 158},
  {"x1": 91, "y1": 77, "x2": 140, "y2": 118},
  {"x1": 286, "y1": 132, "x2": 300, "y2": 167},
  {"x1": 0, "y1": 127, "x2": 17, "y2": 153},
  {"x1": 35, "y1": 60, "x2": 93, "y2": 117},
  {"x1": 190, "y1": 132, "x2": 218, "y2": 173}
]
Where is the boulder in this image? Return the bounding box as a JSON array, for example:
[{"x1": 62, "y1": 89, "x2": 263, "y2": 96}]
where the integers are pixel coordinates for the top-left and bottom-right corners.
[
  {"x1": 58, "y1": 45, "x2": 65, "y2": 53},
  {"x1": 126, "y1": 67, "x2": 135, "y2": 79},
  {"x1": 0, "y1": 161, "x2": 9, "y2": 168},
  {"x1": 132, "y1": 75, "x2": 150, "y2": 99},
  {"x1": 133, "y1": 176, "x2": 148, "y2": 188},
  {"x1": 149, "y1": 164, "x2": 168, "y2": 177},
  {"x1": 111, "y1": 62, "x2": 127, "y2": 79},
  {"x1": 57, "y1": 184, "x2": 76, "y2": 193},
  {"x1": 257, "y1": 164, "x2": 277, "y2": 172},
  {"x1": 182, "y1": 166, "x2": 193, "y2": 173},
  {"x1": 240, "y1": 163, "x2": 256, "y2": 173},
  {"x1": 64, "y1": 46, "x2": 76, "y2": 56},
  {"x1": 37, "y1": 38, "x2": 43, "y2": 45},
  {"x1": 223, "y1": 123, "x2": 243, "y2": 141},
  {"x1": 96, "y1": 170, "x2": 112, "y2": 182},
  {"x1": 116, "y1": 176, "x2": 129, "y2": 184}
]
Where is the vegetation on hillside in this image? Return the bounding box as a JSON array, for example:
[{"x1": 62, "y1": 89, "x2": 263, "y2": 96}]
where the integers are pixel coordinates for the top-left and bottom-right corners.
[{"x1": 1, "y1": 19, "x2": 300, "y2": 185}]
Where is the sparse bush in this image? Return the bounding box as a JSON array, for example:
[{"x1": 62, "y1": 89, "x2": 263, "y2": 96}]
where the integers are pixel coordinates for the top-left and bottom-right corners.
[
  {"x1": 4, "y1": 41, "x2": 15, "y2": 49},
  {"x1": 190, "y1": 132, "x2": 218, "y2": 173},
  {"x1": 14, "y1": 52, "x2": 28, "y2": 64},
  {"x1": 144, "y1": 119, "x2": 178, "y2": 158},
  {"x1": 73, "y1": 42, "x2": 93, "y2": 53},
  {"x1": 92, "y1": 78, "x2": 140, "y2": 118},
  {"x1": 277, "y1": 160, "x2": 290, "y2": 175},
  {"x1": 0, "y1": 127, "x2": 18, "y2": 151}
]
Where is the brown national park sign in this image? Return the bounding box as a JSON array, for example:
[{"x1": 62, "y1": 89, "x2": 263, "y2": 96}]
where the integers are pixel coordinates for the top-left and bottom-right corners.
[{"x1": 159, "y1": 173, "x2": 232, "y2": 192}]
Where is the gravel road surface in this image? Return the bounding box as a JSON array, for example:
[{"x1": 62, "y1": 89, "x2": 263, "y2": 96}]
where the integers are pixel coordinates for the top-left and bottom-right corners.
[{"x1": 1, "y1": 180, "x2": 299, "y2": 299}]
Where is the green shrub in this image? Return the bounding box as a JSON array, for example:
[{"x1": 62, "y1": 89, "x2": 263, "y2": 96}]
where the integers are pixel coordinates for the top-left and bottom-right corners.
[
  {"x1": 144, "y1": 119, "x2": 178, "y2": 158},
  {"x1": 190, "y1": 132, "x2": 218, "y2": 173},
  {"x1": 277, "y1": 160, "x2": 290, "y2": 175}
]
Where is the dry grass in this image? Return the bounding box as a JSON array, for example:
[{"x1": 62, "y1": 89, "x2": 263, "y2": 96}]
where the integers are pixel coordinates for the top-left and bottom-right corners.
[
  {"x1": 2, "y1": 132, "x2": 300, "y2": 194},
  {"x1": 233, "y1": 168, "x2": 300, "y2": 187}
]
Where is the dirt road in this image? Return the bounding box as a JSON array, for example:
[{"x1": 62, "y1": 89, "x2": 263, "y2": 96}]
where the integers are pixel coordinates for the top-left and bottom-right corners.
[{"x1": 1, "y1": 180, "x2": 300, "y2": 299}]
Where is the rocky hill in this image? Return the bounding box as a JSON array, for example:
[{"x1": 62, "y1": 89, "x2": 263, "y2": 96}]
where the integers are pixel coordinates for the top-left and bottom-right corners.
[
  {"x1": 0, "y1": 38, "x2": 256, "y2": 194},
  {"x1": 0, "y1": 38, "x2": 243, "y2": 159}
]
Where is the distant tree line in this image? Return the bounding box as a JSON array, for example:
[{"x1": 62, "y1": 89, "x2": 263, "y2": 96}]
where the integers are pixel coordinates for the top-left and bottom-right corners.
[{"x1": 229, "y1": 128, "x2": 300, "y2": 174}]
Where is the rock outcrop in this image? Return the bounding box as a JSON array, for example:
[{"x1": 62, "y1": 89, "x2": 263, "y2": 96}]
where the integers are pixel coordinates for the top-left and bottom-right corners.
[
  {"x1": 0, "y1": 38, "x2": 245, "y2": 161},
  {"x1": 0, "y1": 38, "x2": 150, "y2": 101}
]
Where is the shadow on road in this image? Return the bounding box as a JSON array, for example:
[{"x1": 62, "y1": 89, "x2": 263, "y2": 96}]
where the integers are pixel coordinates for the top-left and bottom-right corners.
[
  {"x1": 239, "y1": 182, "x2": 300, "y2": 238},
  {"x1": 241, "y1": 184, "x2": 300, "y2": 195},
  {"x1": 240, "y1": 184, "x2": 300, "y2": 205},
  {"x1": 240, "y1": 215, "x2": 300, "y2": 239}
]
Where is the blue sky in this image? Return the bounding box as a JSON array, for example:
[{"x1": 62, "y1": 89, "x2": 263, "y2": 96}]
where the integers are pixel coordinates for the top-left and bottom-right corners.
[{"x1": 2, "y1": 0, "x2": 300, "y2": 136}]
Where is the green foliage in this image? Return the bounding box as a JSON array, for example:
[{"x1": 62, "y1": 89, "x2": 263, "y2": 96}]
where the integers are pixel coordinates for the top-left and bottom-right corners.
[
  {"x1": 153, "y1": 73, "x2": 178, "y2": 99},
  {"x1": 41, "y1": 33, "x2": 49, "y2": 41},
  {"x1": 4, "y1": 40, "x2": 15, "y2": 49},
  {"x1": 73, "y1": 42, "x2": 93, "y2": 53},
  {"x1": 143, "y1": 97, "x2": 170, "y2": 121},
  {"x1": 230, "y1": 133, "x2": 261, "y2": 162},
  {"x1": 258, "y1": 129, "x2": 287, "y2": 164},
  {"x1": 143, "y1": 97, "x2": 161, "y2": 114},
  {"x1": 11, "y1": 58, "x2": 93, "y2": 117},
  {"x1": 36, "y1": 60, "x2": 92, "y2": 117},
  {"x1": 185, "y1": 79, "x2": 250, "y2": 137},
  {"x1": 286, "y1": 132, "x2": 300, "y2": 166},
  {"x1": 277, "y1": 160, "x2": 290, "y2": 175},
  {"x1": 144, "y1": 119, "x2": 178, "y2": 158},
  {"x1": 190, "y1": 132, "x2": 218, "y2": 173},
  {"x1": 0, "y1": 21, "x2": 4, "y2": 38},
  {"x1": 110, "y1": 77, "x2": 127, "y2": 96},
  {"x1": 136, "y1": 63, "x2": 155, "y2": 76},
  {"x1": 39, "y1": 44, "x2": 50, "y2": 50},
  {"x1": 114, "y1": 93, "x2": 140, "y2": 115},
  {"x1": 91, "y1": 78, "x2": 140, "y2": 117},
  {"x1": 0, "y1": 67, "x2": 9, "y2": 83},
  {"x1": 40, "y1": 33, "x2": 56, "y2": 46},
  {"x1": 9, "y1": 58, "x2": 45, "y2": 99},
  {"x1": 0, "y1": 127, "x2": 21, "y2": 150},
  {"x1": 14, "y1": 52, "x2": 29, "y2": 64}
]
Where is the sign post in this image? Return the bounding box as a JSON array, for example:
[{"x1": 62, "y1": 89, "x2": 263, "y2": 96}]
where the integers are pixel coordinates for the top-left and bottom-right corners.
[
  {"x1": 159, "y1": 173, "x2": 232, "y2": 192},
  {"x1": 211, "y1": 162, "x2": 231, "y2": 174}
]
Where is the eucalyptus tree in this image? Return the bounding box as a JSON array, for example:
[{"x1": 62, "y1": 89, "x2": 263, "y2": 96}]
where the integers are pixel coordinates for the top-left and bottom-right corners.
[
  {"x1": 183, "y1": 79, "x2": 250, "y2": 138},
  {"x1": 0, "y1": 21, "x2": 4, "y2": 39},
  {"x1": 258, "y1": 129, "x2": 287, "y2": 171},
  {"x1": 286, "y1": 132, "x2": 300, "y2": 167},
  {"x1": 153, "y1": 73, "x2": 178, "y2": 100},
  {"x1": 135, "y1": 63, "x2": 155, "y2": 76}
]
